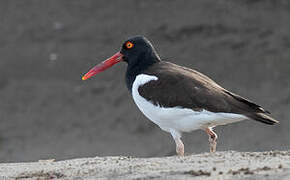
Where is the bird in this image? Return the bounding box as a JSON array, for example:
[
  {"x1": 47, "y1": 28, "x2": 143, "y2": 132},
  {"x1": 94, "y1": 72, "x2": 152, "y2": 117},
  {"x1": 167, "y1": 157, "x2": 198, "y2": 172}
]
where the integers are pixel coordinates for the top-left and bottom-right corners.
[{"x1": 82, "y1": 36, "x2": 278, "y2": 156}]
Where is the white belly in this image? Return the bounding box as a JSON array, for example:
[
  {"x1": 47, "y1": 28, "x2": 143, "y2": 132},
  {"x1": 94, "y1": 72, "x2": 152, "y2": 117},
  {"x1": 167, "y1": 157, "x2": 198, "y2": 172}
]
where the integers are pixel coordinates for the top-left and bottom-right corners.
[{"x1": 132, "y1": 74, "x2": 247, "y2": 133}]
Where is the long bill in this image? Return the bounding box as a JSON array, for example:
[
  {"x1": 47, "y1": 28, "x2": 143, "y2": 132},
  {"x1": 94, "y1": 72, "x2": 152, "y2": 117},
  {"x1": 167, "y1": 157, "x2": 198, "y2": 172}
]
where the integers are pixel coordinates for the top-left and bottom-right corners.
[{"x1": 82, "y1": 52, "x2": 123, "y2": 80}]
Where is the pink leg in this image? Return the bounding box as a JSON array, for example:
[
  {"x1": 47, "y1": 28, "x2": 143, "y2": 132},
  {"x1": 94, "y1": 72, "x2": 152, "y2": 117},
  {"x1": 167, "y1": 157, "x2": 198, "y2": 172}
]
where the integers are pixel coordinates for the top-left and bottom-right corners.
[
  {"x1": 174, "y1": 138, "x2": 184, "y2": 156},
  {"x1": 170, "y1": 130, "x2": 184, "y2": 156},
  {"x1": 205, "y1": 128, "x2": 218, "y2": 153}
]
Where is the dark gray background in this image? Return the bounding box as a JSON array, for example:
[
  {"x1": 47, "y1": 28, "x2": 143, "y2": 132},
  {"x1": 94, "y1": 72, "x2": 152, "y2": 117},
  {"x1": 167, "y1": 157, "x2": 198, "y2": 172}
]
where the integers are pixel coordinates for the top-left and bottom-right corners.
[{"x1": 0, "y1": 0, "x2": 289, "y2": 162}]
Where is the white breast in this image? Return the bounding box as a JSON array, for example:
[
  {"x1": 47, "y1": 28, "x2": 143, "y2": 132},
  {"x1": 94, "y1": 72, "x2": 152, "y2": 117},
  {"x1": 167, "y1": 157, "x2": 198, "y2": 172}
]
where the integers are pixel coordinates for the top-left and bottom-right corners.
[{"x1": 132, "y1": 74, "x2": 247, "y2": 133}]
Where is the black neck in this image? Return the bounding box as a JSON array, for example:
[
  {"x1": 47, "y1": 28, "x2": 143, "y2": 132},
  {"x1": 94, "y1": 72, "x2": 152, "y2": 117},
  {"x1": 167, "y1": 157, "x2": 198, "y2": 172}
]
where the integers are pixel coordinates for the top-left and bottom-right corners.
[{"x1": 125, "y1": 52, "x2": 160, "y2": 91}]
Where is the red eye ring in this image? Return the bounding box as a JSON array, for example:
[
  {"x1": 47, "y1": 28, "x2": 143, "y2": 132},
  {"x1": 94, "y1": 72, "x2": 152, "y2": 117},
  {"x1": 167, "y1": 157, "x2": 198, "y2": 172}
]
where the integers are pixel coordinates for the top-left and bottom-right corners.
[{"x1": 125, "y1": 42, "x2": 134, "y2": 49}]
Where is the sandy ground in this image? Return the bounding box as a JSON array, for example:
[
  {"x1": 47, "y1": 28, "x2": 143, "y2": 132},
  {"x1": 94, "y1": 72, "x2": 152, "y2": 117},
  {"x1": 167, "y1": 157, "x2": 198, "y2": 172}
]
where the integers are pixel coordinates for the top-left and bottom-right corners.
[{"x1": 0, "y1": 151, "x2": 290, "y2": 180}]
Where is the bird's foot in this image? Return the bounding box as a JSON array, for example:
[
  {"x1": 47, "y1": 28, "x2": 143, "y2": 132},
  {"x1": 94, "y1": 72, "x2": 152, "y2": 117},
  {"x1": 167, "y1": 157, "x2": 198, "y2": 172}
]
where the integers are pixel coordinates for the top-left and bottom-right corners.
[
  {"x1": 170, "y1": 129, "x2": 184, "y2": 156},
  {"x1": 176, "y1": 140, "x2": 184, "y2": 156},
  {"x1": 209, "y1": 138, "x2": 217, "y2": 153},
  {"x1": 205, "y1": 128, "x2": 218, "y2": 153}
]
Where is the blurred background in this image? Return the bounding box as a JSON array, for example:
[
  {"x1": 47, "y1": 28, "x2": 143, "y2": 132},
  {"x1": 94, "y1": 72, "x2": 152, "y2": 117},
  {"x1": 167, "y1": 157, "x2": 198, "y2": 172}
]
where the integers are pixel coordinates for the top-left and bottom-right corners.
[{"x1": 0, "y1": 0, "x2": 289, "y2": 162}]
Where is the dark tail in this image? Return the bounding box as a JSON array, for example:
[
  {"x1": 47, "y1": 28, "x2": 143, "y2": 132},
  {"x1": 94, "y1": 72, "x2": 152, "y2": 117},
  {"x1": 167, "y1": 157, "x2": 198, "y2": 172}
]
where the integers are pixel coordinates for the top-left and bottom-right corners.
[
  {"x1": 223, "y1": 90, "x2": 279, "y2": 125},
  {"x1": 247, "y1": 113, "x2": 279, "y2": 125}
]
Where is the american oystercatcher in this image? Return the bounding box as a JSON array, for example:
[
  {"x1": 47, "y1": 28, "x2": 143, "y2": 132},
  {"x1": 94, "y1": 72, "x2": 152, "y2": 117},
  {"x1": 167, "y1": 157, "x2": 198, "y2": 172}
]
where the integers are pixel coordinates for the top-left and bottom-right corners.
[{"x1": 82, "y1": 36, "x2": 278, "y2": 156}]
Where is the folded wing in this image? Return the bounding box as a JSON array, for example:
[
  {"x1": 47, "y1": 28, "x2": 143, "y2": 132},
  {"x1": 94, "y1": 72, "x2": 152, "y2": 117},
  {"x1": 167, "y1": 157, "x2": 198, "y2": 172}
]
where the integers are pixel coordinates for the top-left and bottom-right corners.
[{"x1": 139, "y1": 62, "x2": 278, "y2": 125}]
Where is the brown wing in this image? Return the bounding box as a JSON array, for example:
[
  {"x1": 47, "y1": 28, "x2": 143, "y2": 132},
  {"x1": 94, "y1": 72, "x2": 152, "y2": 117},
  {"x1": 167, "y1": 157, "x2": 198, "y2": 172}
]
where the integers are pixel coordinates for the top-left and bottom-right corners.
[{"x1": 139, "y1": 61, "x2": 278, "y2": 125}]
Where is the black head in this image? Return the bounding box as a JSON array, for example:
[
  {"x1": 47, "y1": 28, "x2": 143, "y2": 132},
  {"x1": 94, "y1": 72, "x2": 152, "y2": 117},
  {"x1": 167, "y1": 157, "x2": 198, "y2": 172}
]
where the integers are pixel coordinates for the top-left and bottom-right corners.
[
  {"x1": 120, "y1": 36, "x2": 161, "y2": 67},
  {"x1": 82, "y1": 36, "x2": 160, "y2": 91},
  {"x1": 119, "y1": 36, "x2": 161, "y2": 91}
]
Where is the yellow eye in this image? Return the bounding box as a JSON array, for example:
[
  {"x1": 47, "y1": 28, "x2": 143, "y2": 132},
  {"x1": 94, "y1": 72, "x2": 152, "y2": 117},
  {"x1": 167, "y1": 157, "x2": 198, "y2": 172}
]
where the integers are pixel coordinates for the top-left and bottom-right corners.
[{"x1": 125, "y1": 42, "x2": 134, "y2": 49}]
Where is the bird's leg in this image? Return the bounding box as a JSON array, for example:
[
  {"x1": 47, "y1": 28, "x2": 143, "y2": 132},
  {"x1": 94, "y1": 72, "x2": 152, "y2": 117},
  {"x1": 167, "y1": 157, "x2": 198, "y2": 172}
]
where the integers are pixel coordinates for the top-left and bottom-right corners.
[
  {"x1": 175, "y1": 137, "x2": 184, "y2": 156},
  {"x1": 205, "y1": 127, "x2": 217, "y2": 153},
  {"x1": 170, "y1": 129, "x2": 184, "y2": 156}
]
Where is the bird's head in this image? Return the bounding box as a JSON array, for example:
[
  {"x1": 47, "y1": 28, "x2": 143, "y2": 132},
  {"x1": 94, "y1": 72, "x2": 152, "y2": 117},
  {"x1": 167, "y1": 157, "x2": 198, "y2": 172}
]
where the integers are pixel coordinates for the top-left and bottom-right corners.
[{"x1": 82, "y1": 36, "x2": 160, "y2": 81}]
